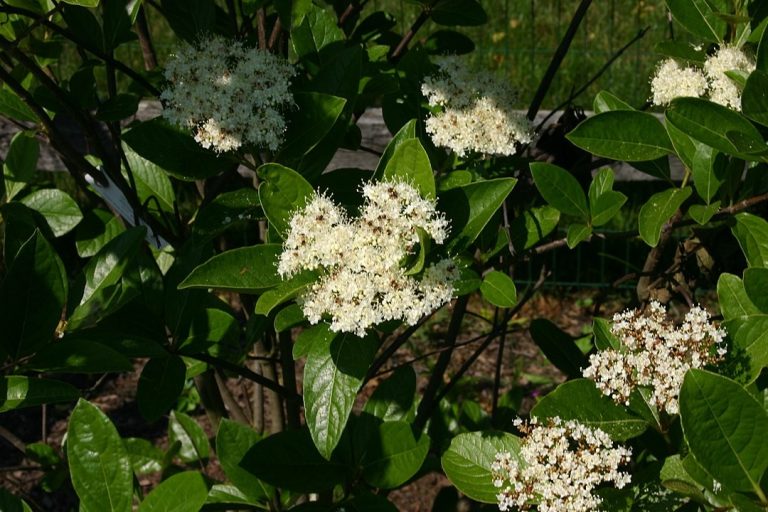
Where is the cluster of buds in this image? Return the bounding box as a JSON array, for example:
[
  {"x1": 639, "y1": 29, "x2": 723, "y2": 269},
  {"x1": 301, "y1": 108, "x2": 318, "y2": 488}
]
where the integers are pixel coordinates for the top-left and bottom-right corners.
[
  {"x1": 492, "y1": 417, "x2": 632, "y2": 512},
  {"x1": 422, "y1": 56, "x2": 532, "y2": 157},
  {"x1": 650, "y1": 45, "x2": 755, "y2": 110},
  {"x1": 278, "y1": 180, "x2": 458, "y2": 336},
  {"x1": 583, "y1": 302, "x2": 727, "y2": 415},
  {"x1": 161, "y1": 35, "x2": 295, "y2": 152}
]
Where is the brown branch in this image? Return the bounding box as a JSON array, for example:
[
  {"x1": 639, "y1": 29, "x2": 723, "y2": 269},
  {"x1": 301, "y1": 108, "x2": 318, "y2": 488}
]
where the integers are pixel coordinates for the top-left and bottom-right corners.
[
  {"x1": 389, "y1": 9, "x2": 429, "y2": 61},
  {"x1": 135, "y1": 6, "x2": 158, "y2": 70},
  {"x1": 256, "y1": 8, "x2": 267, "y2": 50},
  {"x1": 187, "y1": 353, "x2": 300, "y2": 400},
  {"x1": 267, "y1": 17, "x2": 283, "y2": 52}
]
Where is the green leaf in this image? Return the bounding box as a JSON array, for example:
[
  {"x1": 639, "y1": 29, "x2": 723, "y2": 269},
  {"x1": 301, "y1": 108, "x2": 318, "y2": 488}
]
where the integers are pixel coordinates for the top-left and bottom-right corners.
[
  {"x1": 591, "y1": 191, "x2": 627, "y2": 226},
  {"x1": 566, "y1": 111, "x2": 674, "y2": 161},
  {"x1": 654, "y1": 40, "x2": 708, "y2": 63},
  {"x1": 733, "y1": 316, "x2": 768, "y2": 383},
  {"x1": 638, "y1": 187, "x2": 692, "y2": 247},
  {"x1": 178, "y1": 244, "x2": 282, "y2": 293},
  {"x1": 160, "y1": 0, "x2": 216, "y2": 43},
  {"x1": 742, "y1": 69, "x2": 768, "y2": 127},
  {"x1": 62, "y1": 0, "x2": 100, "y2": 7},
  {"x1": 96, "y1": 94, "x2": 140, "y2": 122},
  {"x1": 382, "y1": 138, "x2": 436, "y2": 198},
  {"x1": 68, "y1": 227, "x2": 146, "y2": 329},
  {"x1": 293, "y1": 322, "x2": 335, "y2": 359},
  {"x1": 666, "y1": 117, "x2": 699, "y2": 170},
  {"x1": 240, "y1": 428, "x2": 348, "y2": 492},
  {"x1": 26, "y1": 339, "x2": 132, "y2": 374},
  {"x1": 0, "y1": 488, "x2": 33, "y2": 512},
  {"x1": 743, "y1": 268, "x2": 768, "y2": 312},
  {"x1": 531, "y1": 379, "x2": 647, "y2": 441},
  {"x1": 304, "y1": 332, "x2": 379, "y2": 459},
  {"x1": 0, "y1": 87, "x2": 37, "y2": 123},
  {"x1": 593, "y1": 91, "x2": 634, "y2": 113},
  {"x1": 441, "y1": 431, "x2": 521, "y2": 503},
  {"x1": 124, "y1": 438, "x2": 164, "y2": 476},
  {"x1": 255, "y1": 270, "x2": 318, "y2": 317},
  {"x1": 169, "y1": 411, "x2": 209, "y2": 463},
  {"x1": 191, "y1": 189, "x2": 262, "y2": 240},
  {"x1": 440, "y1": 178, "x2": 517, "y2": 252},
  {"x1": 75, "y1": 209, "x2": 126, "y2": 258},
  {"x1": 123, "y1": 145, "x2": 175, "y2": 214},
  {"x1": 691, "y1": 144, "x2": 726, "y2": 203},
  {"x1": 660, "y1": 455, "x2": 708, "y2": 502},
  {"x1": 688, "y1": 202, "x2": 720, "y2": 225},
  {"x1": 508, "y1": 206, "x2": 560, "y2": 251},
  {"x1": 291, "y1": 4, "x2": 345, "y2": 59},
  {"x1": 0, "y1": 376, "x2": 79, "y2": 413},
  {"x1": 136, "y1": 356, "x2": 187, "y2": 422},
  {"x1": 363, "y1": 366, "x2": 416, "y2": 422},
  {"x1": 479, "y1": 271, "x2": 517, "y2": 308},
  {"x1": 679, "y1": 369, "x2": 768, "y2": 493},
  {"x1": 67, "y1": 399, "x2": 133, "y2": 512},
  {"x1": 593, "y1": 318, "x2": 621, "y2": 351},
  {"x1": 666, "y1": 0, "x2": 726, "y2": 41},
  {"x1": 666, "y1": 98, "x2": 765, "y2": 157},
  {"x1": 529, "y1": 319, "x2": 587, "y2": 379},
  {"x1": 530, "y1": 162, "x2": 589, "y2": 219},
  {"x1": 566, "y1": 222, "x2": 592, "y2": 248},
  {"x1": 277, "y1": 92, "x2": 347, "y2": 167},
  {"x1": 718, "y1": 273, "x2": 761, "y2": 322},
  {"x1": 139, "y1": 471, "x2": 208, "y2": 512},
  {"x1": 275, "y1": 304, "x2": 307, "y2": 332},
  {"x1": 122, "y1": 118, "x2": 229, "y2": 181},
  {"x1": 216, "y1": 419, "x2": 273, "y2": 502},
  {"x1": 732, "y1": 212, "x2": 768, "y2": 267},
  {"x1": 0, "y1": 230, "x2": 67, "y2": 359},
  {"x1": 431, "y1": 0, "x2": 487, "y2": 26},
  {"x1": 20, "y1": 189, "x2": 83, "y2": 237},
  {"x1": 257, "y1": 163, "x2": 314, "y2": 237},
  {"x1": 3, "y1": 131, "x2": 38, "y2": 201},
  {"x1": 360, "y1": 422, "x2": 430, "y2": 489},
  {"x1": 374, "y1": 119, "x2": 417, "y2": 178}
]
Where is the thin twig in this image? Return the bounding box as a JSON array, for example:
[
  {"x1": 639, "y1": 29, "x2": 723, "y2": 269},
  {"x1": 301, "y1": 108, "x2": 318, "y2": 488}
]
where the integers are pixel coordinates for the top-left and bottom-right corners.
[
  {"x1": 389, "y1": 9, "x2": 430, "y2": 61},
  {"x1": 189, "y1": 353, "x2": 300, "y2": 400}
]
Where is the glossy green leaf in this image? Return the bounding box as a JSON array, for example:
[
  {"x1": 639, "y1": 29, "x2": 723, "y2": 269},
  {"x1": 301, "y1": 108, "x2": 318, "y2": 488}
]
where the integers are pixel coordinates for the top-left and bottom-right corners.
[
  {"x1": 659, "y1": 455, "x2": 708, "y2": 503},
  {"x1": 20, "y1": 189, "x2": 83, "y2": 237},
  {"x1": 732, "y1": 213, "x2": 768, "y2": 267},
  {"x1": 0, "y1": 376, "x2": 79, "y2": 412},
  {"x1": 304, "y1": 332, "x2": 378, "y2": 459},
  {"x1": 274, "y1": 304, "x2": 307, "y2": 332},
  {"x1": 665, "y1": 118, "x2": 699, "y2": 170},
  {"x1": 567, "y1": 111, "x2": 673, "y2": 161},
  {"x1": 278, "y1": 92, "x2": 347, "y2": 166},
  {"x1": 529, "y1": 319, "x2": 587, "y2": 379},
  {"x1": 733, "y1": 316, "x2": 768, "y2": 383},
  {"x1": 216, "y1": 419, "x2": 272, "y2": 502},
  {"x1": 679, "y1": 369, "x2": 768, "y2": 493},
  {"x1": 743, "y1": 268, "x2": 768, "y2": 312},
  {"x1": 688, "y1": 202, "x2": 720, "y2": 225},
  {"x1": 123, "y1": 145, "x2": 175, "y2": 214},
  {"x1": 0, "y1": 87, "x2": 37, "y2": 123},
  {"x1": 431, "y1": 0, "x2": 487, "y2": 26},
  {"x1": 666, "y1": 0, "x2": 726, "y2": 41},
  {"x1": 361, "y1": 422, "x2": 429, "y2": 489},
  {"x1": 591, "y1": 191, "x2": 626, "y2": 226},
  {"x1": 654, "y1": 40, "x2": 707, "y2": 63},
  {"x1": 160, "y1": 0, "x2": 216, "y2": 43},
  {"x1": 441, "y1": 431, "x2": 521, "y2": 503},
  {"x1": 718, "y1": 273, "x2": 761, "y2": 322},
  {"x1": 691, "y1": 144, "x2": 725, "y2": 204},
  {"x1": 363, "y1": 366, "x2": 416, "y2": 422},
  {"x1": 742, "y1": 69, "x2": 768, "y2": 127},
  {"x1": 255, "y1": 270, "x2": 318, "y2": 317},
  {"x1": 374, "y1": 120, "x2": 417, "y2": 178},
  {"x1": 638, "y1": 187, "x2": 691, "y2": 247},
  {"x1": 75, "y1": 209, "x2": 126, "y2": 258},
  {"x1": 0, "y1": 230, "x2": 66, "y2": 359},
  {"x1": 593, "y1": 91, "x2": 634, "y2": 113},
  {"x1": 67, "y1": 399, "x2": 133, "y2": 512},
  {"x1": 137, "y1": 356, "x2": 187, "y2": 422},
  {"x1": 139, "y1": 471, "x2": 208, "y2": 512},
  {"x1": 291, "y1": 4, "x2": 345, "y2": 59},
  {"x1": 530, "y1": 162, "x2": 589, "y2": 219},
  {"x1": 122, "y1": 118, "x2": 229, "y2": 181},
  {"x1": 440, "y1": 178, "x2": 517, "y2": 252},
  {"x1": 179, "y1": 244, "x2": 282, "y2": 293},
  {"x1": 382, "y1": 138, "x2": 436, "y2": 198},
  {"x1": 3, "y1": 131, "x2": 38, "y2": 201},
  {"x1": 124, "y1": 438, "x2": 164, "y2": 476},
  {"x1": 26, "y1": 339, "x2": 132, "y2": 374},
  {"x1": 0, "y1": 488, "x2": 33, "y2": 512},
  {"x1": 169, "y1": 411, "x2": 209, "y2": 463},
  {"x1": 479, "y1": 271, "x2": 517, "y2": 308},
  {"x1": 62, "y1": 0, "x2": 100, "y2": 7},
  {"x1": 531, "y1": 379, "x2": 647, "y2": 441},
  {"x1": 508, "y1": 206, "x2": 560, "y2": 251},
  {"x1": 293, "y1": 322, "x2": 335, "y2": 359},
  {"x1": 96, "y1": 94, "x2": 140, "y2": 121},
  {"x1": 257, "y1": 163, "x2": 314, "y2": 237},
  {"x1": 593, "y1": 318, "x2": 621, "y2": 351},
  {"x1": 240, "y1": 428, "x2": 348, "y2": 492},
  {"x1": 566, "y1": 222, "x2": 592, "y2": 248},
  {"x1": 666, "y1": 98, "x2": 765, "y2": 157},
  {"x1": 191, "y1": 189, "x2": 262, "y2": 239}
]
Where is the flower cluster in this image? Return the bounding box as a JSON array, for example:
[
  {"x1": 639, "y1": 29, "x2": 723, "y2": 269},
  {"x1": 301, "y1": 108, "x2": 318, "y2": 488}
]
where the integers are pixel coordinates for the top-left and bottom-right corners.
[
  {"x1": 278, "y1": 180, "x2": 458, "y2": 336},
  {"x1": 492, "y1": 417, "x2": 632, "y2": 512},
  {"x1": 582, "y1": 302, "x2": 726, "y2": 415},
  {"x1": 161, "y1": 35, "x2": 295, "y2": 152},
  {"x1": 421, "y1": 56, "x2": 532, "y2": 157},
  {"x1": 650, "y1": 46, "x2": 755, "y2": 110}
]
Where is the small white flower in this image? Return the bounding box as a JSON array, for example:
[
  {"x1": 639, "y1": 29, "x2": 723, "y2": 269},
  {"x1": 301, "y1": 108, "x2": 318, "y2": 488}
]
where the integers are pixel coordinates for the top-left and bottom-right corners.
[
  {"x1": 278, "y1": 180, "x2": 458, "y2": 336},
  {"x1": 704, "y1": 46, "x2": 755, "y2": 111},
  {"x1": 422, "y1": 56, "x2": 532, "y2": 157},
  {"x1": 650, "y1": 58, "x2": 707, "y2": 106},
  {"x1": 583, "y1": 302, "x2": 726, "y2": 415},
  {"x1": 161, "y1": 35, "x2": 295, "y2": 152},
  {"x1": 492, "y1": 418, "x2": 632, "y2": 512}
]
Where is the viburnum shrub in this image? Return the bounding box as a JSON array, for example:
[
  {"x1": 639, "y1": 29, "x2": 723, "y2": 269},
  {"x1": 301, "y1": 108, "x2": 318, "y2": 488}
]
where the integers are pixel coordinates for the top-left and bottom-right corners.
[{"x1": 1, "y1": 0, "x2": 768, "y2": 511}]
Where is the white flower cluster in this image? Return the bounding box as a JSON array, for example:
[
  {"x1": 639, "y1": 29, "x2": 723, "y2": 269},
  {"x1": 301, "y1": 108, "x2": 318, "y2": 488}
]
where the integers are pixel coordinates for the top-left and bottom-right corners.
[
  {"x1": 278, "y1": 180, "x2": 458, "y2": 336},
  {"x1": 492, "y1": 417, "x2": 632, "y2": 512},
  {"x1": 583, "y1": 302, "x2": 726, "y2": 415},
  {"x1": 421, "y1": 56, "x2": 532, "y2": 157},
  {"x1": 161, "y1": 35, "x2": 295, "y2": 152},
  {"x1": 650, "y1": 46, "x2": 755, "y2": 110}
]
